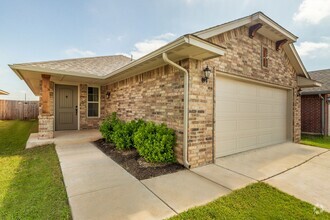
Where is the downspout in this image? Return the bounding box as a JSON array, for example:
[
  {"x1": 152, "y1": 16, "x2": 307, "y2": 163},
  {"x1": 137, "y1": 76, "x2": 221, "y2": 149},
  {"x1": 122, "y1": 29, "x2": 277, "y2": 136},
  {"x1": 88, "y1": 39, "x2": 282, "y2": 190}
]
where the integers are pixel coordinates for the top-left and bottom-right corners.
[
  {"x1": 319, "y1": 94, "x2": 325, "y2": 136},
  {"x1": 162, "y1": 53, "x2": 190, "y2": 168}
]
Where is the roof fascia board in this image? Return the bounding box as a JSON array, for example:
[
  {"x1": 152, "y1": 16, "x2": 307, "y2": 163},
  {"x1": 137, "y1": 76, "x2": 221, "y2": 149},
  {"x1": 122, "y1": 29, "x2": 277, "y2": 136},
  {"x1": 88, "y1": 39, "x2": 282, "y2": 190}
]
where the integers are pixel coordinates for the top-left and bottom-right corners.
[
  {"x1": 195, "y1": 13, "x2": 298, "y2": 42},
  {"x1": 105, "y1": 35, "x2": 225, "y2": 78},
  {"x1": 195, "y1": 17, "x2": 251, "y2": 39},
  {"x1": 297, "y1": 76, "x2": 322, "y2": 88},
  {"x1": 290, "y1": 44, "x2": 310, "y2": 79},
  {"x1": 9, "y1": 64, "x2": 103, "y2": 79},
  {"x1": 256, "y1": 14, "x2": 297, "y2": 41},
  {"x1": 301, "y1": 91, "x2": 330, "y2": 95},
  {"x1": 186, "y1": 36, "x2": 225, "y2": 56}
]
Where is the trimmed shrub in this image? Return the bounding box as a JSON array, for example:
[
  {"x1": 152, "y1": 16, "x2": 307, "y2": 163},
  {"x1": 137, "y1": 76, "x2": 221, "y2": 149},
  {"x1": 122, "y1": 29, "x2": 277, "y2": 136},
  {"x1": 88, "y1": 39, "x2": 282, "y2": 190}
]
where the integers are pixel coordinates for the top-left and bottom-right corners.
[
  {"x1": 134, "y1": 122, "x2": 176, "y2": 163},
  {"x1": 111, "y1": 121, "x2": 130, "y2": 150},
  {"x1": 111, "y1": 119, "x2": 146, "y2": 150},
  {"x1": 99, "y1": 112, "x2": 120, "y2": 142}
]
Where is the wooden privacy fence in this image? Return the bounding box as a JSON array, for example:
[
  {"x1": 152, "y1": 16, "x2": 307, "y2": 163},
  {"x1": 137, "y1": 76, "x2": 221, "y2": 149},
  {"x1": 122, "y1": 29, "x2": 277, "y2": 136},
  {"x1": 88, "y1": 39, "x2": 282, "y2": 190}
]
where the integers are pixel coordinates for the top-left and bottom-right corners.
[{"x1": 0, "y1": 100, "x2": 39, "y2": 120}]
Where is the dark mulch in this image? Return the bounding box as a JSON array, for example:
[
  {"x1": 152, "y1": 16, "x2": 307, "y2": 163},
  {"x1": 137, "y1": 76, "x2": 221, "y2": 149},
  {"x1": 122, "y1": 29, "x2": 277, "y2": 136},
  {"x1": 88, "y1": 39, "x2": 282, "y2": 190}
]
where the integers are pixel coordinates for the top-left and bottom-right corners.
[{"x1": 94, "y1": 139, "x2": 185, "y2": 180}]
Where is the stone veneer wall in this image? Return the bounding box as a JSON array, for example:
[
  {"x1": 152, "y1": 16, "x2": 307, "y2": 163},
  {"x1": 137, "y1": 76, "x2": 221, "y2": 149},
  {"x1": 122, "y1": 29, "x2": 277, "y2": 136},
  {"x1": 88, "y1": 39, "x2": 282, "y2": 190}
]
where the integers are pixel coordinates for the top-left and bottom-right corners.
[
  {"x1": 105, "y1": 64, "x2": 185, "y2": 163},
  {"x1": 79, "y1": 84, "x2": 106, "y2": 129},
  {"x1": 38, "y1": 81, "x2": 54, "y2": 139},
  {"x1": 205, "y1": 26, "x2": 301, "y2": 143}
]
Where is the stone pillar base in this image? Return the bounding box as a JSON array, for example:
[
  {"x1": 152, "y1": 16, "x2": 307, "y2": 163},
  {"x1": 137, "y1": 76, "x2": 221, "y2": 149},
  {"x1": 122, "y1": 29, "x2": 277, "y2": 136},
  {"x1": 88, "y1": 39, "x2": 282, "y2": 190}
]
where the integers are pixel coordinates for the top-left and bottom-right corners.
[{"x1": 38, "y1": 115, "x2": 54, "y2": 139}]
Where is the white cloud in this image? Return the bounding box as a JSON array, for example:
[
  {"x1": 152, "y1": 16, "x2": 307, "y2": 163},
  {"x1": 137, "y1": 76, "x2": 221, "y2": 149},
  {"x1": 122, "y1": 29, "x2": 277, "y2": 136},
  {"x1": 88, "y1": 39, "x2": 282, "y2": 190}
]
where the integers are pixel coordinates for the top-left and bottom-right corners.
[
  {"x1": 296, "y1": 41, "x2": 330, "y2": 57},
  {"x1": 65, "y1": 48, "x2": 96, "y2": 57},
  {"x1": 293, "y1": 0, "x2": 330, "y2": 24},
  {"x1": 127, "y1": 33, "x2": 176, "y2": 59},
  {"x1": 154, "y1": 33, "x2": 176, "y2": 40}
]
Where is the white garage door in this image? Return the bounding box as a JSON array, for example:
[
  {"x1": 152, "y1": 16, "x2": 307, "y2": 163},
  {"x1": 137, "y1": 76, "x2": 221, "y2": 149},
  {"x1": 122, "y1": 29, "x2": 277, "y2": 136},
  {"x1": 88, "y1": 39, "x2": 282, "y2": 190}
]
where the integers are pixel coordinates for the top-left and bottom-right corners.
[{"x1": 215, "y1": 75, "x2": 288, "y2": 157}]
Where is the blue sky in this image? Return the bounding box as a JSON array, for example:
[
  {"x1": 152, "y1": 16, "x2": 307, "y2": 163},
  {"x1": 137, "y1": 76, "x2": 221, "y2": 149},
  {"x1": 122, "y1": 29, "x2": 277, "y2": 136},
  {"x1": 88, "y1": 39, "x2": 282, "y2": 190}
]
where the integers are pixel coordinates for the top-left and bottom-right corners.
[{"x1": 1, "y1": 0, "x2": 330, "y2": 100}]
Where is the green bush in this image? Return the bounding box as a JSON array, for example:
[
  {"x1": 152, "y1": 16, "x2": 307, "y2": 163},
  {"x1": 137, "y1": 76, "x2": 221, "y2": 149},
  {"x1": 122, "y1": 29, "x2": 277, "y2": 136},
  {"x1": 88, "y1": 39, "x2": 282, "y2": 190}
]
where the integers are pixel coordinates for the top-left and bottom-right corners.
[
  {"x1": 111, "y1": 119, "x2": 146, "y2": 150},
  {"x1": 99, "y1": 112, "x2": 120, "y2": 142},
  {"x1": 133, "y1": 122, "x2": 176, "y2": 163}
]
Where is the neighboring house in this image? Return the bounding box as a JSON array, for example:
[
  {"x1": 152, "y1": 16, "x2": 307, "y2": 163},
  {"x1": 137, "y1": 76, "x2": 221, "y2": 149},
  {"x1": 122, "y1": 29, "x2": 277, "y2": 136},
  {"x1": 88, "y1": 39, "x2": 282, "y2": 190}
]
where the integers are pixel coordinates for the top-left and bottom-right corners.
[
  {"x1": 0, "y1": 89, "x2": 9, "y2": 95},
  {"x1": 301, "y1": 69, "x2": 330, "y2": 136},
  {"x1": 9, "y1": 12, "x2": 319, "y2": 168}
]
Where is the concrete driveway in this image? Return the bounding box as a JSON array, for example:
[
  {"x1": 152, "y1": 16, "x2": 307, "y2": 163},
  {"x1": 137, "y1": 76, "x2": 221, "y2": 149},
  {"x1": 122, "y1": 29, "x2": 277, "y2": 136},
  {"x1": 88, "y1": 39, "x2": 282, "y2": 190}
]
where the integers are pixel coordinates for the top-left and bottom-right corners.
[{"x1": 214, "y1": 143, "x2": 330, "y2": 212}]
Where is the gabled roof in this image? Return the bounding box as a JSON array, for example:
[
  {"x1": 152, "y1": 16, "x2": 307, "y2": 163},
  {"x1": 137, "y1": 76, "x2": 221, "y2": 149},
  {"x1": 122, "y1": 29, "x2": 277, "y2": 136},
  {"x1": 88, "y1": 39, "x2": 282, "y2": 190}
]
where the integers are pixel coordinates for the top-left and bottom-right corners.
[
  {"x1": 302, "y1": 69, "x2": 330, "y2": 95},
  {"x1": 193, "y1": 12, "x2": 309, "y2": 79},
  {"x1": 194, "y1": 12, "x2": 297, "y2": 42},
  {"x1": 10, "y1": 55, "x2": 132, "y2": 77},
  {"x1": 10, "y1": 35, "x2": 225, "y2": 95},
  {"x1": 0, "y1": 89, "x2": 9, "y2": 95}
]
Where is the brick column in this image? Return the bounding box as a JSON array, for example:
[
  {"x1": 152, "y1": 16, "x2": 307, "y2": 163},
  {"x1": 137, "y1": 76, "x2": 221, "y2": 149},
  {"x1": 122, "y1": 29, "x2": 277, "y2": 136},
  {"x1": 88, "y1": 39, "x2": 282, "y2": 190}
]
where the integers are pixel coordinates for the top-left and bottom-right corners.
[
  {"x1": 187, "y1": 59, "x2": 214, "y2": 168},
  {"x1": 38, "y1": 74, "x2": 54, "y2": 139}
]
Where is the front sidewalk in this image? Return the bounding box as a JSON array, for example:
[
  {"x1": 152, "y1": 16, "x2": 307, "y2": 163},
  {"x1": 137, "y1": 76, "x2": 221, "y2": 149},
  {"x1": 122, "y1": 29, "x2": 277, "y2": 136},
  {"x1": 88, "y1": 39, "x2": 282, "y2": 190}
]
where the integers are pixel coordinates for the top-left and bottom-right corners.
[
  {"x1": 56, "y1": 142, "x2": 239, "y2": 220},
  {"x1": 56, "y1": 142, "x2": 175, "y2": 220}
]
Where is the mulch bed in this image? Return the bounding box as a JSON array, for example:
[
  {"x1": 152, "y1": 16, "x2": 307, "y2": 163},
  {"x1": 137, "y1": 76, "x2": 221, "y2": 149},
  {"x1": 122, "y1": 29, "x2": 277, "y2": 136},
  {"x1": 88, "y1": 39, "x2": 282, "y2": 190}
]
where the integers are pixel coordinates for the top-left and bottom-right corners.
[{"x1": 94, "y1": 139, "x2": 185, "y2": 180}]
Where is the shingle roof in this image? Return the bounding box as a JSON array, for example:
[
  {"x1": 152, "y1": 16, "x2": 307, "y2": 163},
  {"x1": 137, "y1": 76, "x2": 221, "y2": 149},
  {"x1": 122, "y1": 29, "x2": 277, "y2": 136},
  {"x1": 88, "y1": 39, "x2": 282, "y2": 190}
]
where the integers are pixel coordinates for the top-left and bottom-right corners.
[
  {"x1": 12, "y1": 55, "x2": 132, "y2": 77},
  {"x1": 302, "y1": 69, "x2": 330, "y2": 94}
]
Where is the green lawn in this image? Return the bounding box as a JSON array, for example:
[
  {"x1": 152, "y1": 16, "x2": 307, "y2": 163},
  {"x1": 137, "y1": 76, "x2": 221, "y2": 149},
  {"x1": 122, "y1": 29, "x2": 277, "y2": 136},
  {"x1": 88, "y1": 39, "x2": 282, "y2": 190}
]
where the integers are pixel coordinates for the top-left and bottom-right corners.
[
  {"x1": 0, "y1": 120, "x2": 71, "y2": 219},
  {"x1": 301, "y1": 134, "x2": 330, "y2": 149},
  {"x1": 170, "y1": 182, "x2": 330, "y2": 220}
]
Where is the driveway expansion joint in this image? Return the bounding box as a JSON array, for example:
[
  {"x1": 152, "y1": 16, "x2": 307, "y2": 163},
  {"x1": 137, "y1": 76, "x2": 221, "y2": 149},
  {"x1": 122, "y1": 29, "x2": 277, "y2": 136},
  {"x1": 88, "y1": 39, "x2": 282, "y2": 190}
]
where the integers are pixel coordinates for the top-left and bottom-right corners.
[
  {"x1": 140, "y1": 180, "x2": 179, "y2": 214},
  {"x1": 188, "y1": 169, "x2": 234, "y2": 192},
  {"x1": 213, "y1": 163, "x2": 259, "y2": 182},
  {"x1": 261, "y1": 149, "x2": 330, "y2": 182}
]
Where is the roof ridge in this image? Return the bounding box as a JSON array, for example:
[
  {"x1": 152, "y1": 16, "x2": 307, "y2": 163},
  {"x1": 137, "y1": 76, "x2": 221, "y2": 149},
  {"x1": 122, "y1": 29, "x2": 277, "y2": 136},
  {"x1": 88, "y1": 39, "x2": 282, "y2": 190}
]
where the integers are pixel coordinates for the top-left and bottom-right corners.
[{"x1": 11, "y1": 54, "x2": 131, "y2": 66}]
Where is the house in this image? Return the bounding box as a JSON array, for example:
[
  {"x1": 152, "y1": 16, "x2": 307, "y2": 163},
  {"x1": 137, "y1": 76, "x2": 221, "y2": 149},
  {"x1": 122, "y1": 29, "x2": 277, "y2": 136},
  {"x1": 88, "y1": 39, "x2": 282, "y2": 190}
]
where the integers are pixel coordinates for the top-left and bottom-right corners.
[
  {"x1": 9, "y1": 12, "x2": 319, "y2": 168},
  {"x1": 301, "y1": 69, "x2": 330, "y2": 136}
]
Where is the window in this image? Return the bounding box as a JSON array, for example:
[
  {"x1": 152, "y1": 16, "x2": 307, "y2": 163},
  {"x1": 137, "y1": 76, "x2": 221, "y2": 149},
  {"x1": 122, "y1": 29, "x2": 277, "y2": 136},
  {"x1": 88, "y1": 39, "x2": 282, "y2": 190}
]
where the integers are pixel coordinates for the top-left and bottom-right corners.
[
  {"x1": 88, "y1": 87, "x2": 99, "y2": 117},
  {"x1": 261, "y1": 46, "x2": 269, "y2": 68}
]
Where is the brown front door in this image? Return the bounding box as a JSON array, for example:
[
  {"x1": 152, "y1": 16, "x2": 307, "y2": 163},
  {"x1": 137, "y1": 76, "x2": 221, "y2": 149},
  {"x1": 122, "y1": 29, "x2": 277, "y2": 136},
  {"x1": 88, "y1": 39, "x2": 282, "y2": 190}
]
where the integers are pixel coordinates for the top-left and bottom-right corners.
[{"x1": 55, "y1": 85, "x2": 78, "y2": 130}]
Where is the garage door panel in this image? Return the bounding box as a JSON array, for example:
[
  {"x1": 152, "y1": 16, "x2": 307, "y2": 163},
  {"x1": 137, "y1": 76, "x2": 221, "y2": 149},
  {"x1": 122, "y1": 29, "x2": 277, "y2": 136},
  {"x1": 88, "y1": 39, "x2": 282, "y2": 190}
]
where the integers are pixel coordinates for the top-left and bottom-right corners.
[
  {"x1": 258, "y1": 133, "x2": 272, "y2": 145},
  {"x1": 217, "y1": 101, "x2": 237, "y2": 113},
  {"x1": 237, "y1": 120, "x2": 257, "y2": 130},
  {"x1": 237, "y1": 136, "x2": 257, "y2": 149},
  {"x1": 216, "y1": 120, "x2": 237, "y2": 132},
  {"x1": 215, "y1": 75, "x2": 288, "y2": 157},
  {"x1": 216, "y1": 131, "x2": 236, "y2": 141},
  {"x1": 258, "y1": 103, "x2": 273, "y2": 113},
  {"x1": 239, "y1": 102, "x2": 257, "y2": 113},
  {"x1": 258, "y1": 119, "x2": 273, "y2": 129}
]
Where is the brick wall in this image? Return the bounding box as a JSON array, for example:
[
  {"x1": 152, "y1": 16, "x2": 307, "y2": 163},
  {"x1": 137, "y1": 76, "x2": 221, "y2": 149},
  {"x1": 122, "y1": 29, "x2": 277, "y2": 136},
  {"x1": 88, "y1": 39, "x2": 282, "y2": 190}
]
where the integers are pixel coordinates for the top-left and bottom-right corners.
[
  {"x1": 187, "y1": 59, "x2": 214, "y2": 167},
  {"x1": 79, "y1": 84, "x2": 106, "y2": 129},
  {"x1": 105, "y1": 64, "x2": 185, "y2": 163},
  {"x1": 205, "y1": 26, "x2": 301, "y2": 143},
  {"x1": 301, "y1": 95, "x2": 323, "y2": 134}
]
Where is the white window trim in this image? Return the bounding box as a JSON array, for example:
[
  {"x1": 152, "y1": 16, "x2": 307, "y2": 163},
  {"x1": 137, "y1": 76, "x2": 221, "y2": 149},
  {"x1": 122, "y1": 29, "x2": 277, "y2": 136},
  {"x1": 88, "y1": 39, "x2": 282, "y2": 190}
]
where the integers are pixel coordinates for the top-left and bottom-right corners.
[{"x1": 87, "y1": 86, "x2": 101, "y2": 118}]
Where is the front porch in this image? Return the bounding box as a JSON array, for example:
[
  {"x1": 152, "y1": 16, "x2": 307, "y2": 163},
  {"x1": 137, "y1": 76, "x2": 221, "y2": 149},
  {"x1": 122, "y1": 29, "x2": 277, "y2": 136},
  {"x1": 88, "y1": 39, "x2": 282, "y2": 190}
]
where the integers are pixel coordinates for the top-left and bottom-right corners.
[{"x1": 26, "y1": 129, "x2": 102, "y2": 149}]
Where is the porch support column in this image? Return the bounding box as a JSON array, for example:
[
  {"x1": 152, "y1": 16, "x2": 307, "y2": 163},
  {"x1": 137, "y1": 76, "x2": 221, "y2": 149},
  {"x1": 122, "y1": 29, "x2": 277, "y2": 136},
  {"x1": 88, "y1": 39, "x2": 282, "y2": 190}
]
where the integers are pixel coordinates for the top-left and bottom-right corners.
[
  {"x1": 41, "y1": 74, "x2": 50, "y2": 114},
  {"x1": 38, "y1": 74, "x2": 54, "y2": 139}
]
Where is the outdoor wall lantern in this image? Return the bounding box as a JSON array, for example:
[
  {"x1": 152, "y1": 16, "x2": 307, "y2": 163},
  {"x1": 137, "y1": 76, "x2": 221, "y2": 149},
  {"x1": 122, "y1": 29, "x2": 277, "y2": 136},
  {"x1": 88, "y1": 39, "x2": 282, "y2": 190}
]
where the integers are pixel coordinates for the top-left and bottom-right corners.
[
  {"x1": 106, "y1": 91, "x2": 111, "y2": 99},
  {"x1": 202, "y1": 66, "x2": 212, "y2": 83}
]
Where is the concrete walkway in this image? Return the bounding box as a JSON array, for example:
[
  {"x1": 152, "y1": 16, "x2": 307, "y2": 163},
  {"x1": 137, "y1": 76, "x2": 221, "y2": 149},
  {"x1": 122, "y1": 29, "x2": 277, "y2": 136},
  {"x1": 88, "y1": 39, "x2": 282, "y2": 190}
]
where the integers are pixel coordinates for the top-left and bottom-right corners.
[
  {"x1": 56, "y1": 141, "x2": 330, "y2": 219},
  {"x1": 56, "y1": 143, "x2": 233, "y2": 219},
  {"x1": 266, "y1": 150, "x2": 330, "y2": 212},
  {"x1": 27, "y1": 129, "x2": 102, "y2": 149},
  {"x1": 56, "y1": 143, "x2": 175, "y2": 220},
  {"x1": 213, "y1": 143, "x2": 330, "y2": 212}
]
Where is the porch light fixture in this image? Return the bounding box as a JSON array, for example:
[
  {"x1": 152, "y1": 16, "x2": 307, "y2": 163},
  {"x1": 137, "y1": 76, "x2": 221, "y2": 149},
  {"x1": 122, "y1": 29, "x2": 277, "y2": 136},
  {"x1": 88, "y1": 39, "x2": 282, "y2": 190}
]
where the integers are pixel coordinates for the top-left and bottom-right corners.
[
  {"x1": 202, "y1": 66, "x2": 212, "y2": 83},
  {"x1": 106, "y1": 91, "x2": 111, "y2": 99}
]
